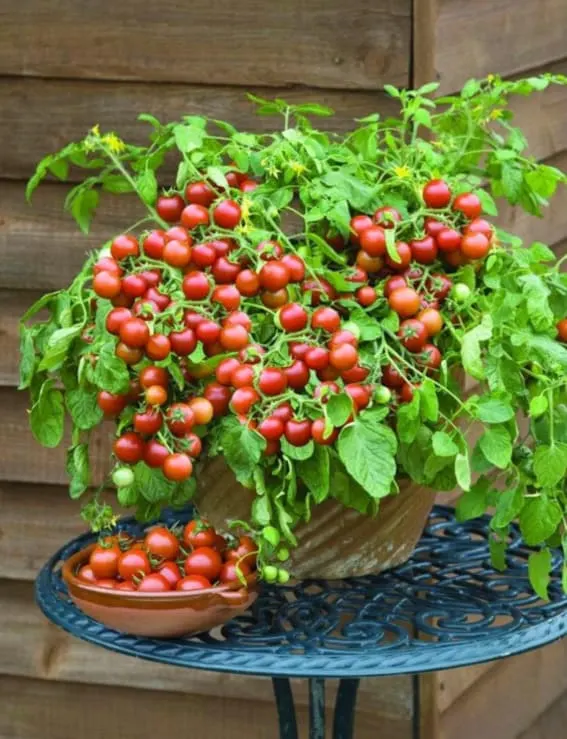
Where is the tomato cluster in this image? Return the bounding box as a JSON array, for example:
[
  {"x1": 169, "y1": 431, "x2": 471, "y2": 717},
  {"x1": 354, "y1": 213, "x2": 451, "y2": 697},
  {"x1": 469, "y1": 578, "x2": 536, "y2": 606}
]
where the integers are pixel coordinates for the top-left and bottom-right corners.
[{"x1": 81, "y1": 520, "x2": 259, "y2": 592}]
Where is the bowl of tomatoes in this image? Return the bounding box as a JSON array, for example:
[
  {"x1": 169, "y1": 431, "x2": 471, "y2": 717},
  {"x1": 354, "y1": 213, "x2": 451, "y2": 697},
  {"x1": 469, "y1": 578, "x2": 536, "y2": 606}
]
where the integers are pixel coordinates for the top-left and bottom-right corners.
[{"x1": 62, "y1": 519, "x2": 259, "y2": 638}]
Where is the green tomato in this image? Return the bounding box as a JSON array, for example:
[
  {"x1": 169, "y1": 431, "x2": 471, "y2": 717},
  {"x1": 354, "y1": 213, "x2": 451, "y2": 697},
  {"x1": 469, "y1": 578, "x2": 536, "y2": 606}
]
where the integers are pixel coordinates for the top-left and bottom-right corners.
[
  {"x1": 277, "y1": 568, "x2": 290, "y2": 584},
  {"x1": 452, "y1": 283, "x2": 471, "y2": 302},
  {"x1": 262, "y1": 565, "x2": 279, "y2": 583},
  {"x1": 112, "y1": 467, "x2": 135, "y2": 488},
  {"x1": 277, "y1": 547, "x2": 290, "y2": 562},
  {"x1": 374, "y1": 385, "x2": 392, "y2": 404}
]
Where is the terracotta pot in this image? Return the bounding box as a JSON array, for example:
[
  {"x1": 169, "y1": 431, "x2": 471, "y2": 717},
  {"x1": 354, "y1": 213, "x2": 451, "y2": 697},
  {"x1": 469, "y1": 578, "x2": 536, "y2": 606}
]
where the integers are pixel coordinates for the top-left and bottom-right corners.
[{"x1": 196, "y1": 458, "x2": 436, "y2": 579}]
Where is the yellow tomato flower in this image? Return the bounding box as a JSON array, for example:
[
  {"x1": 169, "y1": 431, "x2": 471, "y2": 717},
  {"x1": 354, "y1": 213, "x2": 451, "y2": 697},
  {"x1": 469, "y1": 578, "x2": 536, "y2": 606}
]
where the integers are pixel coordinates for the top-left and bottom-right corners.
[
  {"x1": 490, "y1": 109, "x2": 503, "y2": 120},
  {"x1": 289, "y1": 161, "x2": 306, "y2": 175},
  {"x1": 102, "y1": 133, "x2": 126, "y2": 153},
  {"x1": 90, "y1": 124, "x2": 101, "y2": 137},
  {"x1": 394, "y1": 165, "x2": 411, "y2": 179},
  {"x1": 240, "y1": 197, "x2": 253, "y2": 220}
]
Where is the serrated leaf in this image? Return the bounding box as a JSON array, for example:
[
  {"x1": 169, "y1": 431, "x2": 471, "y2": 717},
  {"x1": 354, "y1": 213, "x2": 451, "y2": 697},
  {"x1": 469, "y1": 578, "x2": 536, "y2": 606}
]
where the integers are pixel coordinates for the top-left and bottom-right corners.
[
  {"x1": 396, "y1": 395, "x2": 421, "y2": 444},
  {"x1": 281, "y1": 437, "x2": 314, "y2": 461},
  {"x1": 69, "y1": 188, "x2": 99, "y2": 234},
  {"x1": 461, "y1": 315, "x2": 492, "y2": 380},
  {"x1": 456, "y1": 477, "x2": 490, "y2": 520},
  {"x1": 296, "y1": 445, "x2": 330, "y2": 503},
  {"x1": 221, "y1": 420, "x2": 266, "y2": 484},
  {"x1": 533, "y1": 444, "x2": 567, "y2": 487},
  {"x1": 137, "y1": 169, "x2": 158, "y2": 205},
  {"x1": 326, "y1": 393, "x2": 353, "y2": 427},
  {"x1": 93, "y1": 342, "x2": 130, "y2": 394},
  {"x1": 30, "y1": 381, "x2": 65, "y2": 448},
  {"x1": 66, "y1": 387, "x2": 104, "y2": 431},
  {"x1": 419, "y1": 379, "x2": 439, "y2": 423},
  {"x1": 520, "y1": 496, "x2": 562, "y2": 545},
  {"x1": 66, "y1": 444, "x2": 90, "y2": 499},
  {"x1": 475, "y1": 397, "x2": 515, "y2": 424},
  {"x1": 432, "y1": 431, "x2": 458, "y2": 457},
  {"x1": 478, "y1": 426, "x2": 512, "y2": 469}
]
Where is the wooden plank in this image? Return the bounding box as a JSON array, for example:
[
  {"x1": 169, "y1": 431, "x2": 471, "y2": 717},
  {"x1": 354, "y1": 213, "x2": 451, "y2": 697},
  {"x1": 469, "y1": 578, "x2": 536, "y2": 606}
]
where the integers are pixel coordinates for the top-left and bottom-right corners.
[
  {"x1": 412, "y1": 0, "x2": 438, "y2": 88},
  {"x1": 0, "y1": 77, "x2": 400, "y2": 182},
  {"x1": 434, "y1": 0, "x2": 567, "y2": 93},
  {"x1": 519, "y1": 691, "x2": 567, "y2": 739},
  {"x1": 0, "y1": 0, "x2": 411, "y2": 90},
  {"x1": 0, "y1": 579, "x2": 412, "y2": 727},
  {"x1": 439, "y1": 639, "x2": 567, "y2": 739},
  {"x1": 436, "y1": 662, "x2": 495, "y2": 714}
]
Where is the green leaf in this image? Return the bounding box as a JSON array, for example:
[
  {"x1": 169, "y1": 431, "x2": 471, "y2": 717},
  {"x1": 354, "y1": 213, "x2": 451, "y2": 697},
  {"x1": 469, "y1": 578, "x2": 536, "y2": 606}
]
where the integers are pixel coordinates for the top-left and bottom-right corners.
[
  {"x1": 520, "y1": 496, "x2": 562, "y2": 545},
  {"x1": 206, "y1": 166, "x2": 230, "y2": 191},
  {"x1": 478, "y1": 426, "x2": 512, "y2": 469},
  {"x1": 262, "y1": 526, "x2": 281, "y2": 548},
  {"x1": 296, "y1": 446, "x2": 330, "y2": 503},
  {"x1": 326, "y1": 393, "x2": 353, "y2": 427},
  {"x1": 526, "y1": 334, "x2": 567, "y2": 372},
  {"x1": 475, "y1": 397, "x2": 515, "y2": 424},
  {"x1": 492, "y1": 486, "x2": 524, "y2": 529},
  {"x1": 454, "y1": 452, "x2": 472, "y2": 491},
  {"x1": 461, "y1": 315, "x2": 492, "y2": 380},
  {"x1": 489, "y1": 537, "x2": 507, "y2": 571},
  {"x1": 338, "y1": 411, "x2": 397, "y2": 499},
  {"x1": 136, "y1": 169, "x2": 158, "y2": 205},
  {"x1": 414, "y1": 108, "x2": 432, "y2": 128},
  {"x1": 117, "y1": 484, "x2": 139, "y2": 508},
  {"x1": 294, "y1": 102, "x2": 334, "y2": 117},
  {"x1": 419, "y1": 379, "x2": 439, "y2": 423},
  {"x1": 348, "y1": 308, "x2": 382, "y2": 340},
  {"x1": 396, "y1": 395, "x2": 421, "y2": 444},
  {"x1": 66, "y1": 444, "x2": 90, "y2": 499},
  {"x1": 432, "y1": 431, "x2": 459, "y2": 457},
  {"x1": 281, "y1": 437, "x2": 314, "y2": 461},
  {"x1": 19, "y1": 327, "x2": 36, "y2": 389},
  {"x1": 533, "y1": 444, "x2": 567, "y2": 487},
  {"x1": 476, "y1": 189, "x2": 498, "y2": 216},
  {"x1": 530, "y1": 395, "x2": 548, "y2": 418},
  {"x1": 456, "y1": 477, "x2": 490, "y2": 520},
  {"x1": 174, "y1": 124, "x2": 204, "y2": 153},
  {"x1": 134, "y1": 462, "x2": 176, "y2": 503},
  {"x1": 221, "y1": 421, "x2": 266, "y2": 484},
  {"x1": 70, "y1": 189, "x2": 99, "y2": 234},
  {"x1": 252, "y1": 495, "x2": 272, "y2": 527},
  {"x1": 519, "y1": 274, "x2": 554, "y2": 331},
  {"x1": 37, "y1": 325, "x2": 83, "y2": 372},
  {"x1": 66, "y1": 387, "x2": 103, "y2": 431},
  {"x1": 93, "y1": 342, "x2": 130, "y2": 394},
  {"x1": 329, "y1": 453, "x2": 372, "y2": 514},
  {"x1": 528, "y1": 549, "x2": 552, "y2": 600},
  {"x1": 30, "y1": 381, "x2": 65, "y2": 448},
  {"x1": 102, "y1": 174, "x2": 135, "y2": 194}
]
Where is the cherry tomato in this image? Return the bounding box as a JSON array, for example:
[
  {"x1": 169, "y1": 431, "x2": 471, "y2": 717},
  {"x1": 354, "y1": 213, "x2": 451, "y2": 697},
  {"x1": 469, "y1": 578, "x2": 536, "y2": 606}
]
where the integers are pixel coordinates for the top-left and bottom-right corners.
[
  {"x1": 311, "y1": 418, "x2": 338, "y2": 445},
  {"x1": 356, "y1": 250, "x2": 383, "y2": 273},
  {"x1": 214, "y1": 359, "x2": 239, "y2": 387},
  {"x1": 139, "y1": 365, "x2": 168, "y2": 388},
  {"x1": 311, "y1": 307, "x2": 341, "y2": 333},
  {"x1": 111, "y1": 234, "x2": 139, "y2": 261},
  {"x1": 220, "y1": 324, "x2": 249, "y2": 350},
  {"x1": 188, "y1": 397, "x2": 214, "y2": 424},
  {"x1": 114, "y1": 432, "x2": 144, "y2": 463},
  {"x1": 256, "y1": 240, "x2": 283, "y2": 260},
  {"x1": 428, "y1": 274, "x2": 453, "y2": 301},
  {"x1": 279, "y1": 303, "x2": 309, "y2": 332},
  {"x1": 382, "y1": 364, "x2": 404, "y2": 389},
  {"x1": 260, "y1": 261, "x2": 291, "y2": 291},
  {"x1": 211, "y1": 238, "x2": 235, "y2": 257},
  {"x1": 144, "y1": 439, "x2": 170, "y2": 468},
  {"x1": 94, "y1": 256, "x2": 123, "y2": 278},
  {"x1": 285, "y1": 419, "x2": 312, "y2": 446},
  {"x1": 424, "y1": 218, "x2": 447, "y2": 238},
  {"x1": 176, "y1": 575, "x2": 212, "y2": 590},
  {"x1": 262, "y1": 288, "x2": 289, "y2": 308},
  {"x1": 191, "y1": 242, "x2": 217, "y2": 268},
  {"x1": 236, "y1": 269, "x2": 261, "y2": 297},
  {"x1": 212, "y1": 285, "x2": 241, "y2": 311},
  {"x1": 138, "y1": 573, "x2": 171, "y2": 592},
  {"x1": 165, "y1": 225, "x2": 190, "y2": 243},
  {"x1": 231, "y1": 386, "x2": 260, "y2": 414},
  {"x1": 398, "y1": 319, "x2": 428, "y2": 352},
  {"x1": 359, "y1": 226, "x2": 386, "y2": 257},
  {"x1": 345, "y1": 383, "x2": 371, "y2": 410},
  {"x1": 169, "y1": 328, "x2": 197, "y2": 357},
  {"x1": 203, "y1": 382, "x2": 232, "y2": 416},
  {"x1": 219, "y1": 561, "x2": 252, "y2": 584},
  {"x1": 461, "y1": 232, "x2": 490, "y2": 259},
  {"x1": 410, "y1": 235, "x2": 438, "y2": 264},
  {"x1": 133, "y1": 408, "x2": 162, "y2": 436},
  {"x1": 385, "y1": 241, "x2": 412, "y2": 270},
  {"x1": 436, "y1": 228, "x2": 462, "y2": 252},
  {"x1": 105, "y1": 307, "x2": 132, "y2": 335},
  {"x1": 313, "y1": 381, "x2": 340, "y2": 401},
  {"x1": 93, "y1": 271, "x2": 122, "y2": 298},
  {"x1": 163, "y1": 239, "x2": 192, "y2": 267},
  {"x1": 341, "y1": 364, "x2": 369, "y2": 383},
  {"x1": 231, "y1": 363, "x2": 255, "y2": 388},
  {"x1": 388, "y1": 287, "x2": 420, "y2": 317},
  {"x1": 181, "y1": 203, "x2": 210, "y2": 229},
  {"x1": 184, "y1": 520, "x2": 217, "y2": 549},
  {"x1": 146, "y1": 334, "x2": 171, "y2": 361},
  {"x1": 453, "y1": 192, "x2": 482, "y2": 219},
  {"x1": 349, "y1": 214, "x2": 373, "y2": 245},
  {"x1": 258, "y1": 417, "x2": 285, "y2": 441},
  {"x1": 302, "y1": 278, "x2": 336, "y2": 306},
  {"x1": 213, "y1": 199, "x2": 241, "y2": 229},
  {"x1": 419, "y1": 344, "x2": 442, "y2": 370},
  {"x1": 121, "y1": 274, "x2": 147, "y2": 299},
  {"x1": 78, "y1": 565, "x2": 97, "y2": 584},
  {"x1": 95, "y1": 579, "x2": 118, "y2": 589},
  {"x1": 157, "y1": 561, "x2": 182, "y2": 588},
  {"x1": 374, "y1": 385, "x2": 392, "y2": 404},
  {"x1": 90, "y1": 543, "x2": 120, "y2": 579},
  {"x1": 329, "y1": 344, "x2": 358, "y2": 370},
  {"x1": 185, "y1": 181, "x2": 215, "y2": 207},
  {"x1": 144, "y1": 287, "x2": 170, "y2": 311},
  {"x1": 145, "y1": 526, "x2": 180, "y2": 560},
  {"x1": 557, "y1": 319, "x2": 567, "y2": 343},
  {"x1": 384, "y1": 275, "x2": 407, "y2": 297},
  {"x1": 240, "y1": 179, "x2": 258, "y2": 193},
  {"x1": 115, "y1": 342, "x2": 143, "y2": 364},
  {"x1": 374, "y1": 206, "x2": 402, "y2": 228},
  {"x1": 272, "y1": 402, "x2": 293, "y2": 424},
  {"x1": 284, "y1": 360, "x2": 310, "y2": 390},
  {"x1": 196, "y1": 320, "x2": 221, "y2": 344},
  {"x1": 305, "y1": 346, "x2": 330, "y2": 370},
  {"x1": 329, "y1": 330, "x2": 358, "y2": 349},
  {"x1": 184, "y1": 547, "x2": 222, "y2": 581},
  {"x1": 259, "y1": 368, "x2": 288, "y2": 396},
  {"x1": 417, "y1": 308, "x2": 443, "y2": 336},
  {"x1": 118, "y1": 549, "x2": 151, "y2": 581},
  {"x1": 423, "y1": 179, "x2": 451, "y2": 208},
  {"x1": 163, "y1": 453, "x2": 193, "y2": 481},
  {"x1": 156, "y1": 194, "x2": 185, "y2": 223},
  {"x1": 166, "y1": 403, "x2": 194, "y2": 436},
  {"x1": 281, "y1": 254, "x2": 306, "y2": 282},
  {"x1": 356, "y1": 286, "x2": 377, "y2": 306},
  {"x1": 185, "y1": 433, "x2": 202, "y2": 458},
  {"x1": 97, "y1": 390, "x2": 127, "y2": 417},
  {"x1": 223, "y1": 311, "x2": 252, "y2": 332},
  {"x1": 120, "y1": 317, "x2": 150, "y2": 348},
  {"x1": 465, "y1": 218, "x2": 493, "y2": 239},
  {"x1": 212, "y1": 256, "x2": 241, "y2": 284},
  {"x1": 143, "y1": 230, "x2": 166, "y2": 259},
  {"x1": 399, "y1": 382, "x2": 417, "y2": 403}
]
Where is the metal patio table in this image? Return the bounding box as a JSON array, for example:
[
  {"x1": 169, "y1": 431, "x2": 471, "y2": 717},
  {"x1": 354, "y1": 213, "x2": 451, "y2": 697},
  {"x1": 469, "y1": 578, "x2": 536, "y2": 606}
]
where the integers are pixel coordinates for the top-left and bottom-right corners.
[{"x1": 36, "y1": 505, "x2": 567, "y2": 738}]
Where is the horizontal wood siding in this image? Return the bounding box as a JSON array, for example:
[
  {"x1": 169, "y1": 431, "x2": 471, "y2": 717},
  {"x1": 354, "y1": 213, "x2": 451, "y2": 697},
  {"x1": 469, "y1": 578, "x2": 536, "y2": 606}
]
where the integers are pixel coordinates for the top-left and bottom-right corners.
[{"x1": 0, "y1": 1, "x2": 411, "y2": 90}]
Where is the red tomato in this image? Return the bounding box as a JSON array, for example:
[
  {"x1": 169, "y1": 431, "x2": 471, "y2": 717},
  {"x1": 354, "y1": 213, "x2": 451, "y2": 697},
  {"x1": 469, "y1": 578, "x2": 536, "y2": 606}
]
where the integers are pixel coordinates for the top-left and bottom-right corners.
[
  {"x1": 453, "y1": 192, "x2": 482, "y2": 219},
  {"x1": 436, "y1": 228, "x2": 462, "y2": 252},
  {"x1": 113, "y1": 432, "x2": 144, "y2": 463},
  {"x1": 181, "y1": 203, "x2": 210, "y2": 229},
  {"x1": 465, "y1": 218, "x2": 493, "y2": 239},
  {"x1": 423, "y1": 179, "x2": 451, "y2": 208},
  {"x1": 388, "y1": 287, "x2": 420, "y2": 317},
  {"x1": 219, "y1": 561, "x2": 252, "y2": 584},
  {"x1": 313, "y1": 381, "x2": 340, "y2": 401},
  {"x1": 419, "y1": 344, "x2": 442, "y2": 370},
  {"x1": 212, "y1": 256, "x2": 241, "y2": 284},
  {"x1": 329, "y1": 330, "x2": 358, "y2": 349},
  {"x1": 106, "y1": 307, "x2": 132, "y2": 335},
  {"x1": 341, "y1": 365, "x2": 369, "y2": 383},
  {"x1": 212, "y1": 285, "x2": 241, "y2": 311},
  {"x1": 557, "y1": 318, "x2": 567, "y2": 343},
  {"x1": 170, "y1": 328, "x2": 197, "y2": 357},
  {"x1": 121, "y1": 274, "x2": 147, "y2": 298},
  {"x1": 223, "y1": 311, "x2": 252, "y2": 331},
  {"x1": 188, "y1": 397, "x2": 214, "y2": 424},
  {"x1": 240, "y1": 179, "x2": 258, "y2": 192},
  {"x1": 382, "y1": 364, "x2": 404, "y2": 389},
  {"x1": 236, "y1": 269, "x2": 260, "y2": 297},
  {"x1": 385, "y1": 241, "x2": 412, "y2": 270},
  {"x1": 213, "y1": 199, "x2": 241, "y2": 229},
  {"x1": 345, "y1": 383, "x2": 371, "y2": 410},
  {"x1": 157, "y1": 561, "x2": 182, "y2": 588},
  {"x1": 93, "y1": 271, "x2": 122, "y2": 298},
  {"x1": 163, "y1": 239, "x2": 192, "y2": 267},
  {"x1": 262, "y1": 288, "x2": 289, "y2": 309},
  {"x1": 279, "y1": 303, "x2": 309, "y2": 332},
  {"x1": 166, "y1": 403, "x2": 194, "y2": 436},
  {"x1": 281, "y1": 254, "x2": 306, "y2": 282},
  {"x1": 349, "y1": 214, "x2": 373, "y2": 245},
  {"x1": 118, "y1": 549, "x2": 151, "y2": 580},
  {"x1": 78, "y1": 565, "x2": 97, "y2": 584},
  {"x1": 311, "y1": 418, "x2": 338, "y2": 445},
  {"x1": 185, "y1": 181, "x2": 215, "y2": 207},
  {"x1": 163, "y1": 453, "x2": 193, "y2": 481},
  {"x1": 97, "y1": 390, "x2": 127, "y2": 417},
  {"x1": 111, "y1": 234, "x2": 139, "y2": 261},
  {"x1": 156, "y1": 194, "x2": 185, "y2": 223},
  {"x1": 427, "y1": 274, "x2": 452, "y2": 301},
  {"x1": 220, "y1": 324, "x2": 249, "y2": 350},
  {"x1": 398, "y1": 319, "x2": 428, "y2": 352},
  {"x1": 374, "y1": 206, "x2": 402, "y2": 228},
  {"x1": 311, "y1": 307, "x2": 341, "y2": 333},
  {"x1": 95, "y1": 579, "x2": 118, "y2": 589},
  {"x1": 94, "y1": 256, "x2": 123, "y2": 278},
  {"x1": 285, "y1": 419, "x2": 312, "y2": 446},
  {"x1": 329, "y1": 344, "x2": 358, "y2": 370},
  {"x1": 301, "y1": 278, "x2": 336, "y2": 306},
  {"x1": 146, "y1": 334, "x2": 171, "y2": 361},
  {"x1": 191, "y1": 242, "x2": 217, "y2": 268},
  {"x1": 142, "y1": 230, "x2": 166, "y2": 259},
  {"x1": 360, "y1": 226, "x2": 386, "y2": 257},
  {"x1": 356, "y1": 250, "x2": 383, "y2": 273},
  {"x1": 89, "y1": 544, "x2": 120, "y2": 579},
  {"x1": 231, "y1": 386, "x2": 260, "y2": 414},
  {"x1": 259, "y1": 368, "x2": 288, "y2": 396},
  {"x1": 196, "y1": 320, "x2": 221, "y2": 344},
  {"x1": 461, "y1": 232, "x2": 490, "y2": 259},
  {"x1": 410, "y1": 236, "x2": 438, "y2": 264},
  {"x1": 185, "y1": 433, "x2": 202, "y2": 458},
  {"x1": 139, "y1": 365, "x2": 169, "y2": 388},
  {"x1": 356, "y1": 286, "x2": 377, "y2": 306},
  {"x1": 424, "y1": 218, "x2": 447, "y2": 238},
  {"x1": 384, "y1": 275, "x2": 407, "y2": 297},
  {"x1": 216, "y1": 358, "x2": 240, "y2": 386},
  {"x1": 305, "y1": 347, "x2": 330, "y2": 370},
  {"x1": 203, "y1": 382, "x2": 232, "y2": 416},
  {"x1": 133, "y1": 408, "x2": 163, "y2": 436},
  {"x1": 260, "y1": 261, "x2": 291, "y2": 291},
  {"x1": 115, "y1": 342, "x2": 143, "y2": 364},
  {"x1": 417, "y1": 308, "x2": 443, "y2": 336},
  {"x1": 257, "y1": 417, "x2": 285, "y2": 441},
  {"x1": 165, "y1": 226, "x2": 190, "y2": 243},
  {"x1": 119, "y1": 317, "x2": 150, "y2": 348},
  {"x1": 116, "y1": 580, "x2": 137, "y2": 591},
  {"x1": 284, "y1": 360, "x2": 310, "y2": 390},
  {"x1": 144, "y1": 287, "x2": 170, "y2": 311},
  {"x1": 399, "y1": 382, "x2": 417, "y2": 403},
  {"x1": 184, "y1": 547, "x2": 222, "y2": 581},
  {"x1": 138, "y1": 573, "x2": 171, "y2": 592},
  {"x1": 231, "y1": 363, "x2": 255, "y2": 388},
  {"x1": 145, "y1": 527, "x2": 180, "y2": 560},
  {"x1": 176, "y1": 575, "x2": 212, "y2": 591},
  {"x1": 272, "y1": 403, "x2": 293, "y2": 424},
  {"x1": 144, "y1": 439, "x2": 170, "y2": 468},
  {"x1": 184, "y1": 520, "x2": 217, "y2": 549},
  {"x1": 256, "y1": 240, "x2": 283, "y2": 260}
]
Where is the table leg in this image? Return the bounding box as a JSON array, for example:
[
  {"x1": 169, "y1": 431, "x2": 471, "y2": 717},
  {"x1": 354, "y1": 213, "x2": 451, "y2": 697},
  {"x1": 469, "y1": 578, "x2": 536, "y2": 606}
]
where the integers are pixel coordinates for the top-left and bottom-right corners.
[
  {"x1": 272, "y1": 677, "x2": 299, "y2": 739},
  {"x1": 309, "y1": 678, "x2": 326, "y2": 739},
  {"x1": 332, "y1": 679, "x2": 360, "y2": 739}
]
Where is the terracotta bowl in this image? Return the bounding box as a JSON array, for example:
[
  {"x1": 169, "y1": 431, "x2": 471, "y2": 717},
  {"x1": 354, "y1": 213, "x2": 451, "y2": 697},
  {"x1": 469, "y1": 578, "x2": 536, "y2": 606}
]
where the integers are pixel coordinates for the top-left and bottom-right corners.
[{"x1": 62, "y1": 544, "x2": 259, "y2": 638}]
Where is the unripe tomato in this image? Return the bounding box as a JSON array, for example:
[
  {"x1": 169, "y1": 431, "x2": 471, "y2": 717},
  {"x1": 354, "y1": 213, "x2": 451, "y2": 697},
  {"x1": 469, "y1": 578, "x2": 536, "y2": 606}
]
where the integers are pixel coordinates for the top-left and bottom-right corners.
[
  {"x1": 452, "y1": 283, "x2": 471, "y2": 302},
  {"x1": 112, "y1": 466, "x2": 135, "y2": 488},
  {"x1": 423, "y1": 179, "x2": 451, "y2": 208},
  {"x1": 156, "y1": 194, "x2": 185, "y2": 223},
  {"x1": 374, "y1": 385, "x2": 392, "y2": 404}
]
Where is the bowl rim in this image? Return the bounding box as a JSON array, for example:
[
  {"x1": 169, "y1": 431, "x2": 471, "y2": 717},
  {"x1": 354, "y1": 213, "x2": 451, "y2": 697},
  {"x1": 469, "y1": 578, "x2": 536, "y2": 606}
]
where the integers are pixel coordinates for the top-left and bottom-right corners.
[{"x1": 62, "y1": 542, "x2": 258, "y2": 608}]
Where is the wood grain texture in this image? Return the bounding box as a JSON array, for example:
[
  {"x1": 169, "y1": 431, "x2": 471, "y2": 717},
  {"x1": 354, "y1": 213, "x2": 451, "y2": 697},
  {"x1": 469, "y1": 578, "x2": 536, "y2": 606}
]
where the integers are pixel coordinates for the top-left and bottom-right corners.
[
  {"x1": 0, "y1": 77, "x2": 400, "y2": 181},
  {"x1": 0, "y1": 0, "x2": 411, "y2": 90},
  {"x1": 434, "y1": 0, "x2": 567, "y2": 93},
  {"x1": 0, "y1": 579, "x2": 412, "y2": 723},
  {"x1": 519, "y1": 690, "x2": 567, "y2": 739},
  {"x1": 412, "y1": 0, "x2": 438, "y2": 87},
  {"x1": 439, "y1": 639, "x2": 567, "y2": 739},
  {"x1": 436, "y1": 662, "x2": 495, "y2": 714}
]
